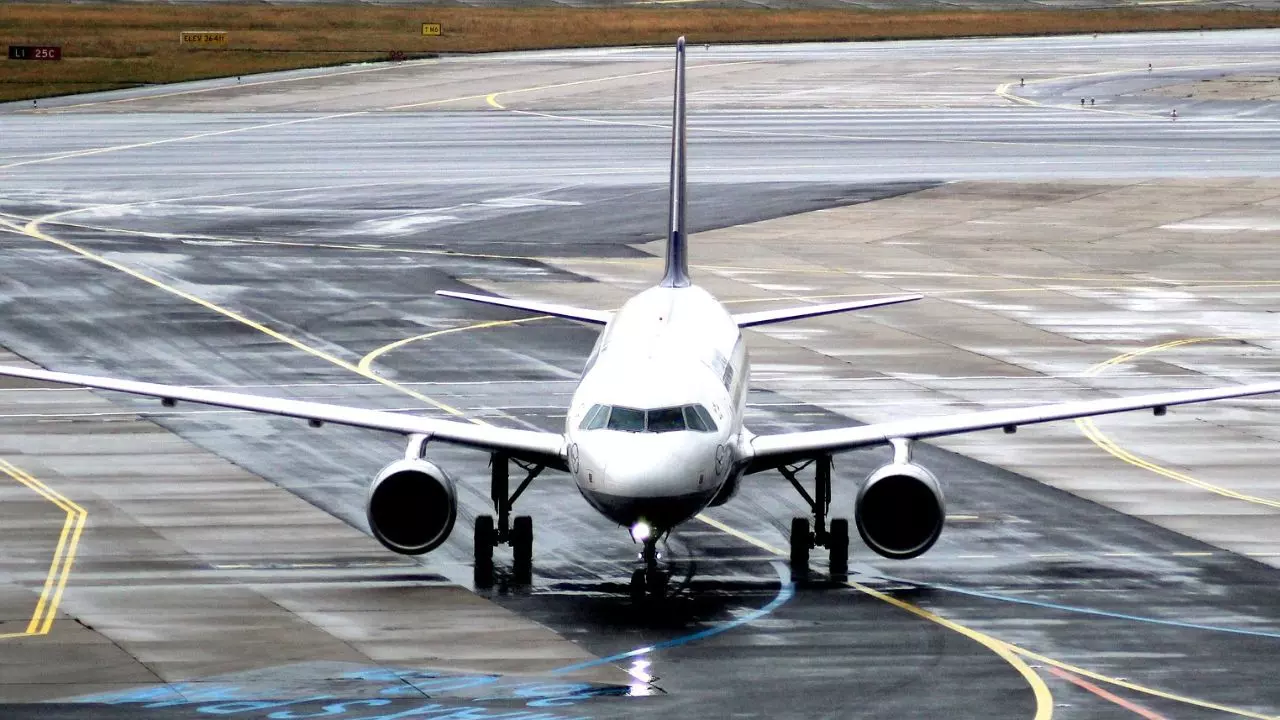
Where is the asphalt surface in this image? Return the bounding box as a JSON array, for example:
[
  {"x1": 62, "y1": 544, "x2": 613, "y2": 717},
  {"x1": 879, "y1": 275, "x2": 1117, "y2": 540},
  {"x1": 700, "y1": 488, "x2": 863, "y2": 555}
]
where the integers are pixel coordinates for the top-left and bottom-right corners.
[{"x1": 1, "y1": 30, "x2": 1279, "y2": 720}]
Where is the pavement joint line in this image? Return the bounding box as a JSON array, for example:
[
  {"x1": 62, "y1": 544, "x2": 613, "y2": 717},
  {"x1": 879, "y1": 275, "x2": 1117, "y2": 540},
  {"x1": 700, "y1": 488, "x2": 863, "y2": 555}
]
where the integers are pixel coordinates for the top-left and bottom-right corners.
[
  {"x1": 5, "y1": 50, "x2": 1280, "y2": 711},
  {"x1": 19, "y1": 199, "x2": 1276, "y2": 707},
  {"x1": 26, "y1": 60, "x2": 440, "y2": 114},
  {"x1": 0, "y1": 457, "x2": 87, "y2": 640},
  {"x1": 2, "y1": 61, "x2": 752, "y2": 172},
  {"x1": 504, "y1": 105, "x2": 1247, "y2": 154},
  {"x1": 391, "y1": 60, "x2": 760, "y2": 112},
  {"x1": 0, "y1": 112, "x2": 372, "y2": 172},
  {"x1": 5, "y1": 217, "x2": 1277, "y2": 717},
  {"x1": 1076, "y1": 337, "x2": 1280, "y2": 510},
  {"x1": 17, "y1": 207, "x2": 1280, "y2": 291},
  {"x1": 7, "y1": 85, "x2": 1277, "y2": 696},
  {"x1": 913, "y1": 579, "x2": 1280, "y2": 640}
]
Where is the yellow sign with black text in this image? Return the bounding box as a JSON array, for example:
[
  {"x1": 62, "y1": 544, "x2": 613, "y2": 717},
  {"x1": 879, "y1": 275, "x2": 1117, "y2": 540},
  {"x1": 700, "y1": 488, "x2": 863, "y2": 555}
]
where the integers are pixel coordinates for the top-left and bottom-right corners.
[
  {"x1": 421, "y1": 23, "x2": 442, "y2": 36},
  {"x1": 180, "y1": 31, "x2": 228, "y2": 46}
]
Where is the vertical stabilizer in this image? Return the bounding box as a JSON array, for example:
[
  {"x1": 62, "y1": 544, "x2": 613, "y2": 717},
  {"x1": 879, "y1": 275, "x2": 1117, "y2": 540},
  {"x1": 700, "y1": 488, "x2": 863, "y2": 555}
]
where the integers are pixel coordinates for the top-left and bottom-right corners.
[{"x1": 660, "y1": 36, "x2": 691, "y2": 288}]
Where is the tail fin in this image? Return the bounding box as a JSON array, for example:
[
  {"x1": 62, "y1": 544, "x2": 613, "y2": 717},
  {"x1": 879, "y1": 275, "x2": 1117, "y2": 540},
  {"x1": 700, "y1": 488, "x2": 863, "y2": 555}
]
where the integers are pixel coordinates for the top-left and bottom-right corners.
[{"x1": 660, "y1": 36, "x2": 691, "y2": 289}]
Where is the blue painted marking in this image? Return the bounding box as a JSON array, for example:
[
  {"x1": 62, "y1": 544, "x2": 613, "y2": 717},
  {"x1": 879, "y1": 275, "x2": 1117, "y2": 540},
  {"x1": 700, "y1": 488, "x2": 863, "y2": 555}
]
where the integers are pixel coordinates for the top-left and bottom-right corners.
[
  {"x1": 916, "y1": 580, "x2": 1280, "y2": 640},
  {"x1": 549, "y1": 561, "x2": 794, "y2": 676}
]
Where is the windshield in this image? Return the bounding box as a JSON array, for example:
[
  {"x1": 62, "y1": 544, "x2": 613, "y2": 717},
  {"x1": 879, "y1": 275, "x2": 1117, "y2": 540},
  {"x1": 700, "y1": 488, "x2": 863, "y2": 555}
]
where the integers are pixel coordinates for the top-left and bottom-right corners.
[
  {"x1": 579, "y1": 404, "x2": 717, "y2": 433},
  {"x1": 606, "y1": 406, "x2": 646, "y2": 432}
]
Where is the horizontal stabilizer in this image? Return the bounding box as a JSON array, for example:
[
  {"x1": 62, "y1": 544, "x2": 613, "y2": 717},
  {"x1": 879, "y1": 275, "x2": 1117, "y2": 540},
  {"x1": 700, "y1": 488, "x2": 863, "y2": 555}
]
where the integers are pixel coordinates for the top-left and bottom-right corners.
[
  {"x1": 733, "y1": 294, "x2": 922, "y2": 329},
  {"x1": 436, "y1": 290, "x2": 612, "y2": 325}
]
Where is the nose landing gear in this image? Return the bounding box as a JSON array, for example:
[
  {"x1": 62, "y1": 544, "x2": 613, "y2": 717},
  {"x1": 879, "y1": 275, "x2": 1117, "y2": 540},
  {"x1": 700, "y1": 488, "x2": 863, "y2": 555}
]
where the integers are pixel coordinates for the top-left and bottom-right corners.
[{"x1": 630, "y1": 536, "x2": 668, "y2": 601}]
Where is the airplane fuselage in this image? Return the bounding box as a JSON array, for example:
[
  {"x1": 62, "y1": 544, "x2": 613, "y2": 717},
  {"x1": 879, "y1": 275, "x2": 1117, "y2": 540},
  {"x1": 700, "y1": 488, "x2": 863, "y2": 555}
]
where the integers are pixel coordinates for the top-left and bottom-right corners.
[{"x1": 565, "y1": 285, "x2": 749, "y2": 531}]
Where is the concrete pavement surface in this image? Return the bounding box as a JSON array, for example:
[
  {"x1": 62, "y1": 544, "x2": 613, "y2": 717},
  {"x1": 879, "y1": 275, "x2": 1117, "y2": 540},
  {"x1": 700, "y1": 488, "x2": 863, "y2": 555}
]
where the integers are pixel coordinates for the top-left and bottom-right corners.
[{"x1": 1, "y1": 29, "x2": 1279, "y2": 720}]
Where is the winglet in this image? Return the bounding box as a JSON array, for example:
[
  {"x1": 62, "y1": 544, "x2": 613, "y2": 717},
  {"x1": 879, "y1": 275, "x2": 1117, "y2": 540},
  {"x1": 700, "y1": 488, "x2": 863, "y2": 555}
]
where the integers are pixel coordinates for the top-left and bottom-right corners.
[{"x1": 660, "y1": 36, "x2": 691, "y2": 289}]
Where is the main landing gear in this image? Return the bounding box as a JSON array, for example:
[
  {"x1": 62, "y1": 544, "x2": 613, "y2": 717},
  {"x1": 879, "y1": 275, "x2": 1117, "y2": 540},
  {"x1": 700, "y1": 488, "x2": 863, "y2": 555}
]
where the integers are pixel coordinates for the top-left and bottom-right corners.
[
  {"x1": 630, "y1": 536, "x2": 669, "y2": 602},
  {"x1": 780, "y1": 455, "x2": 849, "y2": 582},
  {"x1": 474, "y1": 452, "x2": 544, "y2": 588}
]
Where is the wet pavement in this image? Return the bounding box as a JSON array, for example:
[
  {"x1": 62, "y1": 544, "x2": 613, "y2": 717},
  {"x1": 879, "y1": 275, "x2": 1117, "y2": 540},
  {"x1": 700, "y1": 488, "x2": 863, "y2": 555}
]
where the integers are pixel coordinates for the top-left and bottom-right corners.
[{"x1": 1, "y1": 31, "x2": 1279, "y2": 720}]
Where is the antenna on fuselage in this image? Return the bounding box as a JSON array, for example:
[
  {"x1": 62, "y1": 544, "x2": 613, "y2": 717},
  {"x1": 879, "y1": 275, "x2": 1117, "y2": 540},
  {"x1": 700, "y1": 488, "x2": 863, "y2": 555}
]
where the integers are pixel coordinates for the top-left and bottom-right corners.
[{"x1": 660, "y1": 36, "x2": 691, "y2": 289}]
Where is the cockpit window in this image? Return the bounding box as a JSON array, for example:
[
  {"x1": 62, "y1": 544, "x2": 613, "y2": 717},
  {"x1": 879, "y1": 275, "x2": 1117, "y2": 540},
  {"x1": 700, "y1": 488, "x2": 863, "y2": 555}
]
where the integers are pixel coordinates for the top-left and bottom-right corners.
[
  {"x1": 606, "y1": 406, "x2": 646, "y2": 432},
  {"x1": 579, "y1": 404, "x2": 718, "y2": 433},
  {"x1": 579, "y1": 404, "x2": 609, "y2": 430},
  {"x1": 683, "y1": 405, "x2": 710, "y2": 432},
  {"x1": 647, "y1": 407, "x2": 686, "y2": 433}
]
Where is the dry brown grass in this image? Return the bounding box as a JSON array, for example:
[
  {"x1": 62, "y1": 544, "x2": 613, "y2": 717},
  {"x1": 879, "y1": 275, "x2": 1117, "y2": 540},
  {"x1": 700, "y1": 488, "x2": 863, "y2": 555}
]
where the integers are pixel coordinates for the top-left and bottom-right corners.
[{"x1": 4, "y1": 3, "x2": 1280, "y2": 103}]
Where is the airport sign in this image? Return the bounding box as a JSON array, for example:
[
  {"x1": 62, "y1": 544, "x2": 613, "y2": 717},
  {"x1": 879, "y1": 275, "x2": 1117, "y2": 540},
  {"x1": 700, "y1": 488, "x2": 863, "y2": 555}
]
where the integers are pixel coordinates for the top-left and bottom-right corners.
[
  {"x1": 180, "y1": 31, "x2": 228, "y2": 46},
  {"x1": 8, "y1": 46, "x2": 61, "y2": 61},
  {"x1": 422, "y1": 23, "x2": 442, "y2": 36}
]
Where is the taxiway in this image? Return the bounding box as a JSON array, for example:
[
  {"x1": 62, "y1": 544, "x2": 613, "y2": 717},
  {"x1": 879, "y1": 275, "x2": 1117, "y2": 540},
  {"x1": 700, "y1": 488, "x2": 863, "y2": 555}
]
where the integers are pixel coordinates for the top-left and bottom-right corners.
[{"x1": 1, "y1": 29, "x2": 1279, "y2": 720}]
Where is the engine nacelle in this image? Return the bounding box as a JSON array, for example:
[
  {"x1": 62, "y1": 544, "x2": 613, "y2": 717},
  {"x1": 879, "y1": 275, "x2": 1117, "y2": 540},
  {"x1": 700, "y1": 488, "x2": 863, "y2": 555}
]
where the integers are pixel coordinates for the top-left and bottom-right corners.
[
  {"x1": 366, "y1": 458, "x2": 457, "y2": 555},
  {"x1": 854, "y1": 462, "x2": 945, "y2": 560}
]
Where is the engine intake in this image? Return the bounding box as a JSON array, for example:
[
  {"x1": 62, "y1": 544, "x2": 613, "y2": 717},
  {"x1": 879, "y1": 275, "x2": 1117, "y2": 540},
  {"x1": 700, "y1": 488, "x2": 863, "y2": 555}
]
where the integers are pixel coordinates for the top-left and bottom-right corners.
[
  {"x1": 366, "y1": 458, "x2": 457, "y2": 555},
  {"x1": 855, "y1": 462, "x2": 945, "y2": 560}
]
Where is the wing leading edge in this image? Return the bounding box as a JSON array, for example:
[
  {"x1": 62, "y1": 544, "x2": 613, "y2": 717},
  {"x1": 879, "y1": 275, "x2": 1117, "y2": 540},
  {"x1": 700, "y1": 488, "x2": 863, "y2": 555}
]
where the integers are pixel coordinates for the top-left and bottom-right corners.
[
  {"x1": 0, "y1": 365, "x2": 566, "y2": 469},
  {"x1": 436, "y1": 290, "x2": 612, "y2": 326},
  {"x1": 733, "y1": 294, "x2": 922, "y2": 329},
  {"x1": 747, "y1": 380, "x2": 1280, "y2": 472}
]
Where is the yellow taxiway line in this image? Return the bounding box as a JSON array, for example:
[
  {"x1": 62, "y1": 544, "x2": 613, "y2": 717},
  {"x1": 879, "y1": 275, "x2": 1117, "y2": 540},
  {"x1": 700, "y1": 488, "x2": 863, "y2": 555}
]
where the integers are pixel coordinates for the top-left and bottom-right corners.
[
  {"x1": 3, "y1": 63, "x2": 1271, "y2": 716},
  {"x1": 0, "y1": 458, "x2": 87, "y2": 639},
  {"x1": 14, "y1": 209, "x2": 1060, "y2": 716},
  {"x1": 1076, "y1": 337, "x2": 1280, "y2": 510},
  {"x1": 19, "y1": 211, "x2": 1280, "y2": 719}
]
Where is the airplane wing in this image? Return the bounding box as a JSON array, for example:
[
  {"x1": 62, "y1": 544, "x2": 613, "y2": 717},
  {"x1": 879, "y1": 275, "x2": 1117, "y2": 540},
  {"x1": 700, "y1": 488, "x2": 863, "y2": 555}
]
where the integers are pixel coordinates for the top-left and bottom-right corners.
[
  {"x1": 436, "y1": 290, "x2": 612, "y2": 326},
  {"x1": 746, "y1": 380, "x2": 1280, "y2": 472},
  {"x1": 0, "y1": 365, "x2": 567, "y2": 469},
  {"x1": 732, "y1": 294, "x2": 922, "y2": 329}
]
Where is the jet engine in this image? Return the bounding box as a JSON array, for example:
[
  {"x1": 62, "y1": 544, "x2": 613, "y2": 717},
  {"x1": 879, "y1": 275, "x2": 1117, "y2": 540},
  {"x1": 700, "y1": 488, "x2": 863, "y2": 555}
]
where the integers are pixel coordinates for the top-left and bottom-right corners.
[
  {"x1": 854, "y1": 462, "x2": 945, "y2": 560},
  {"x1": 366, "y1": 458, "x2": 457, "y2": 555}
]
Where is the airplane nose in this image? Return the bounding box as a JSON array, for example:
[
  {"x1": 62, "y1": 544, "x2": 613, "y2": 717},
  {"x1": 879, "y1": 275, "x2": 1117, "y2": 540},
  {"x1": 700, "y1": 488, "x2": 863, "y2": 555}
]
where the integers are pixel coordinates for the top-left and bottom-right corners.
[{"x1": 599, "y1": 436, "x2": 715, "y2": 496}]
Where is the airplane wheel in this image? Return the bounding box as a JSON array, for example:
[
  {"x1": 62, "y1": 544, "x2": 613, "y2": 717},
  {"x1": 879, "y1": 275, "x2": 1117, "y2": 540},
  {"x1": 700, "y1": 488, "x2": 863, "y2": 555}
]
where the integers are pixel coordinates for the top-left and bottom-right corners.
[
  {"x1": 630, "y1": 569, "x2": 646, "y2": 602},
  {"x1": 474, "y1": 515, "x2": 495, "y2": 588},
  {"x1": 512, "y1": 515, "x2": 533, "y2": 585},
  {"x1": 829, "y1": 518, "x2": 849, "y2": 580},
  {"x1": 789, "y1": 517, "x2": 810, "y2": 582},
  {"x1": 646, "y1": 569, "x2": 668, "y2": 599}
]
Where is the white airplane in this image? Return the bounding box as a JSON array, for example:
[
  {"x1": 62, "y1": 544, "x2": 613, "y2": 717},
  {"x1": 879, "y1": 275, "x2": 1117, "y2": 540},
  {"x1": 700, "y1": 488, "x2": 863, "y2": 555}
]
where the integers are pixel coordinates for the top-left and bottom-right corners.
[{"x1": 4, "y1": 37, "x2": 1280, "y2": 600}]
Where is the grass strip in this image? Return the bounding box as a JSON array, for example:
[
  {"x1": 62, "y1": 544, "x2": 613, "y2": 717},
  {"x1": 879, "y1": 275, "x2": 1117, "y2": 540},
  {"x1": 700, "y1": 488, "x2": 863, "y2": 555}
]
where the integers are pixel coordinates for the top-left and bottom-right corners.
[{"x1": 3, "y1": 4, "x2": 1279, "y2": 103}]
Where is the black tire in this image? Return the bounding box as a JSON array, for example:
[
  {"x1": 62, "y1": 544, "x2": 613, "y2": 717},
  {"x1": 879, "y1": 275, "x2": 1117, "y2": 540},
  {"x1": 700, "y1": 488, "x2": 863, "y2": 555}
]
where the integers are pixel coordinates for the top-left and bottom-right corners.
[
  {"x1": 646, "y1": 569, "x2": 668, "y2": 600},
  {"x1": 829, "y1": 518, "x2": 849, "y2": 580},
  {"x1": 789, "y1": 517, "x2": 810, "y2": 582},
  {"x1": 630, "y1": 569, "x2": 647, "y2": 602},
  {"x1": 474, "y1": 515, "x2": 495, "y2": 588},
  {"x1": 512, "y1": 515, "x2": 533, "y2": 585}
]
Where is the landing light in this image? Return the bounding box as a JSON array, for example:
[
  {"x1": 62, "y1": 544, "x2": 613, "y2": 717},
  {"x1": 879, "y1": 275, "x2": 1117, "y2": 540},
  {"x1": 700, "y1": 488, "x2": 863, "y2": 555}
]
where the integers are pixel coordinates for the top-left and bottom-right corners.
[{"x1": 630, "y1": 521, "x2": 652, "y2": 542}]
